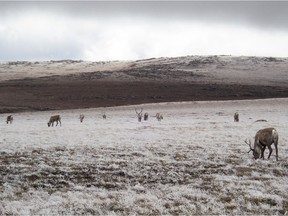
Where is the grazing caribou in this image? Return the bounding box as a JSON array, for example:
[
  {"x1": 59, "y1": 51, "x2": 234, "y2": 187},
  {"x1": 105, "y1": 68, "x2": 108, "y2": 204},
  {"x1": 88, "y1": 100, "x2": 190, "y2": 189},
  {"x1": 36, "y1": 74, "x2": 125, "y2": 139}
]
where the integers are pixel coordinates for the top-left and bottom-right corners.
[
  {"x1": 48, "y1": 115, "x2": 61, "y2": 127},
  {"x1": 79, "y1": 114, "x2": 85, "y2": 123},
  {"x1": 234, "y1": 112, "x2": 239, "y2": 122},
  {"x1": 245, "y1": 127, "x2": 279, "y2": 161},
  {"x1": 156, "y1": 113, "x2": 163, "y2": 121},
  {"x1": 6, "y1": 115, "x2": 13, "y2": 124},
  {"x1": 144, "y1": 113, "x2": 149, "y2": 121},
  {"x1": 135, "y1": 108, "x2": 143, "y2": 122},
  {"x1": 102, "y1": 113, "x2": 107, "y2": 119}
]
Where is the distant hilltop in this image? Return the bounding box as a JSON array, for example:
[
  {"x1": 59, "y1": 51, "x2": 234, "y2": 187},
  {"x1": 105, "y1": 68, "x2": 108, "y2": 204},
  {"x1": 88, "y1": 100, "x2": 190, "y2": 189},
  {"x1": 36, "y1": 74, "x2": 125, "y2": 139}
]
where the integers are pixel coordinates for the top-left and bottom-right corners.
[
  {"x1": 2, "y1": 55, "x2": 286, "y2": 65},
  {"x1": 0, "y1": 55, "x2": 288, "y2": 87}
]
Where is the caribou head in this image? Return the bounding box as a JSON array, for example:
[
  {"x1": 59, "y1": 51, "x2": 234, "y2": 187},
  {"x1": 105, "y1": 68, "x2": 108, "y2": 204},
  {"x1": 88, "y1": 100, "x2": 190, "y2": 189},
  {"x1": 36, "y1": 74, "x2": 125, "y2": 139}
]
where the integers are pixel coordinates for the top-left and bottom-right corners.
[{"x1": 245, "y1": 139, "x2": 261, "y2": 160}]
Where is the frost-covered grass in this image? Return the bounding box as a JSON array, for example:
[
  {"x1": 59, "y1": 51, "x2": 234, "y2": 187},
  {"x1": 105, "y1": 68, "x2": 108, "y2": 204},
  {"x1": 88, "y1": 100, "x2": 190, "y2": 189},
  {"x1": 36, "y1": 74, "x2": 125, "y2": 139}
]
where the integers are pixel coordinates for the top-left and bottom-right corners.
[{"x1": 0, "y1": 99, "x2": 287, "y2": 215}]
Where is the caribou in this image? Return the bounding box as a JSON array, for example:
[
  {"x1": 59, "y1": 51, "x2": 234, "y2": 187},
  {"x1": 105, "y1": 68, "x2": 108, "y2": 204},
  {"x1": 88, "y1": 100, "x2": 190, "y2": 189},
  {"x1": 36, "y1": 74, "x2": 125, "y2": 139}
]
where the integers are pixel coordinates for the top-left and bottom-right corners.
[
  {"x1": 102, "y1": 113, "x2": 107, "y2": 119},
  {"x1": 79, "y1": 114, "x2": 85, "y2": 123},
  {"x1": 6, "y1": 115, "x2": 13, "y2": 124},
  {"x1": 144, "y1": 113, "x2": 149, "y2": 121},
  {"x1": 135, "y1": 108, "x2": 143, "y2": 122},
  {"x1": 234, "y1": 112, "x2": 239, "y2": 122},
  {"x1": 156, "y1": 113, "x2": 163, "y2": 121},
  {"x1": 48, "y1": 115, "x2": 61, "y2": 127},
  {"x1": 245, "y1": 127, "x2": 279, "y2": 161}
]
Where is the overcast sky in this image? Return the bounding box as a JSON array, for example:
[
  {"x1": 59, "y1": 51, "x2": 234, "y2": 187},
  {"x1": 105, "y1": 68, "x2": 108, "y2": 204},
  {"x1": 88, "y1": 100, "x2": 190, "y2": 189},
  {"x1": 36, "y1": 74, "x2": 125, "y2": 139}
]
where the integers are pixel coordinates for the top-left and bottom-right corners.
[{"x1": 0, "y1": 1, "x2": 288, "y2": 61}]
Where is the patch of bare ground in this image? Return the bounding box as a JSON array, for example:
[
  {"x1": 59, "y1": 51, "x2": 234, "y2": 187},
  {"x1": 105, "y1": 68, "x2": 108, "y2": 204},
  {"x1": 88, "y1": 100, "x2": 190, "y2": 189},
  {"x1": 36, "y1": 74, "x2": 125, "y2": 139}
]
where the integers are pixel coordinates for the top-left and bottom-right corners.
[{"x1": 1, "y1": 76, "x2": 288, "y2": 113}]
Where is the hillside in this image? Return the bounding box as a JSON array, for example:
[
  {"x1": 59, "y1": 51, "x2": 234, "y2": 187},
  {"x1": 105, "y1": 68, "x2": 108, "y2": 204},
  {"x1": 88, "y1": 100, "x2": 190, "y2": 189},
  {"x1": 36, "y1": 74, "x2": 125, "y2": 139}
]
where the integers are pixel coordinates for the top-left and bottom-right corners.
[{"x1": 0, "y1": 55, "x2": 288, "y2": 113}]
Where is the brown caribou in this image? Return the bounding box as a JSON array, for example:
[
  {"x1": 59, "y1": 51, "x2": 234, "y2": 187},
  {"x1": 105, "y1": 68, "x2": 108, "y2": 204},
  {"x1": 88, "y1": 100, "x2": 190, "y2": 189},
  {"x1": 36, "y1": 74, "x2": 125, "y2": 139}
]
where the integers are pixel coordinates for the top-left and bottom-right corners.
[
  {"x1": 234, "y1": 112, "x2": 239, "y2": 122},
  {"x1": 102, "y1": 112, "x2": 107, "y2": 119},
  {"x1": 156, "y1": 113, "x2": 163, "y2": 121},
  {"x1": 79, "y1": 114, "x2": 85, "y2": 123},
  {"x1": 135, "y1": 108, "x2": 143, "y2": 122},
  {"x1": 245, "y1": 127, "x2": 279, "y2": 161},
  {"x1": 144, "y1": 113, "x2": 149, "y2": 121},
  {"x1": 48, "y1": 115, "x2": 61, "y2": 127},
  {"x1": 6, "y1": 115, "x2": 13, "y2": 124}
]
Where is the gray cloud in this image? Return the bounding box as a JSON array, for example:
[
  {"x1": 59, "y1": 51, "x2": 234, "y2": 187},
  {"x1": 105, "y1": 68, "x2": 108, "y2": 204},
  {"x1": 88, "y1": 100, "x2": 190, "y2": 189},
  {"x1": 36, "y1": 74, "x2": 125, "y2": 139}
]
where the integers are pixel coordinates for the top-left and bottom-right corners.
[
  {"x1": 0, "y1": 38, "x2": 83, "y2": 61},
  {"x1": 0, "y1": 1, "x2": 288, "y2": 61},
  {"x1": 1, "y1": 1, "x2": 288, "y2": 30}
]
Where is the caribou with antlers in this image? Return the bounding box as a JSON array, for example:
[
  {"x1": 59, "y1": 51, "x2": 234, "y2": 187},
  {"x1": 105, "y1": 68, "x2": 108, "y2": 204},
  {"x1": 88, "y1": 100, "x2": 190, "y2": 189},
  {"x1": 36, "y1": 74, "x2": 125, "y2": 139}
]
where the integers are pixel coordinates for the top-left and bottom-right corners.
[
  {"x1": 245, "y1": 127, "x2": 279, "y2": 161},
  {"x1": 48, "y1": 115, "x2": 61, "y2": 127},
  {"x1": 135, "y1": 108, "x2": 143, "y2": 122}
]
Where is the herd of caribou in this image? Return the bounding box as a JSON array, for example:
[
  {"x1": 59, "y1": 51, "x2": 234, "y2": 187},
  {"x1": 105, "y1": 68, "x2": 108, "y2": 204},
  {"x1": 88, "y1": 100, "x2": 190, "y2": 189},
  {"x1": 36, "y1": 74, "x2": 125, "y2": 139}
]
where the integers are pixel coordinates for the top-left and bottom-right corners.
[
  {"x1": 4, "y1": 111, "x2": 279, "y2": 161},
  {"x1": 135, "y1": 108, "x2": 163, "y2": 122}
]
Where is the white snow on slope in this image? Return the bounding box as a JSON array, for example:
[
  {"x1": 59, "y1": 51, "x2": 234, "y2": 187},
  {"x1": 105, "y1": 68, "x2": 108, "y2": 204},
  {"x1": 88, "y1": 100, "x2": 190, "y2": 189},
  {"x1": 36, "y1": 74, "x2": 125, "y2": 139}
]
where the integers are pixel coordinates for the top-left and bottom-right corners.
[
  {"x1": 0, "y1": 98, "x2": 287, "y2": 215},
  {"x1": 1, "y1": 55, "x2": 288, "y2": 86}
]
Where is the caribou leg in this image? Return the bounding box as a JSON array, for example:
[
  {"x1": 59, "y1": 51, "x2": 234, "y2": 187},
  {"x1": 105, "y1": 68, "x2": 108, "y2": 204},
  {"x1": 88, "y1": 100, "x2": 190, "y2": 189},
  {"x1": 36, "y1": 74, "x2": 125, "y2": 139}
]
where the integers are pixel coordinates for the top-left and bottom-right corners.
[
  {"x1": 275, "y1": 143, "x2": 278, "y2": 161},
  {"x1": 260, "y1": 145, "x2": 266, "y2": 159},
  {"x1": 267, "y1": 145, "x2": 273, "y2": 160}
]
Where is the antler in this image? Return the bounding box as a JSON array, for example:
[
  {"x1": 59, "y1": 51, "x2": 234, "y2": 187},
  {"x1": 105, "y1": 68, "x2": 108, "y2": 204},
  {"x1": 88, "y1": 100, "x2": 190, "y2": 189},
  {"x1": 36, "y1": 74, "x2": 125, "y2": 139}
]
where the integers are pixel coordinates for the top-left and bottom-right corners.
[
  {"x1": 135, "y1": 108, "x2": 143, "y2": 115},
  {"x1": 244, "y1": 139, "x2": 254, "y2": 153}
]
